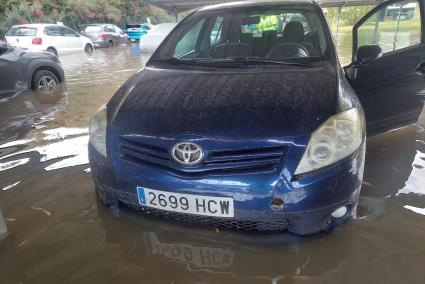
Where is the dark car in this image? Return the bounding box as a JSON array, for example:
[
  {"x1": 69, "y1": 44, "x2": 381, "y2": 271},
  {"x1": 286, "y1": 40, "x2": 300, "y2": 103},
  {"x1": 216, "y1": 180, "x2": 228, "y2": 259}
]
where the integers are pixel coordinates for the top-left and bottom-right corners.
[
  {"x1": 0, "y1": 40, "x2": 64, "y2": 100},
  {"x1": 80, "y1": 24, "x2": 129, "y2": 48},
  {"x1": 88, "y1": 0, "x2": 425, "y2": 235}
]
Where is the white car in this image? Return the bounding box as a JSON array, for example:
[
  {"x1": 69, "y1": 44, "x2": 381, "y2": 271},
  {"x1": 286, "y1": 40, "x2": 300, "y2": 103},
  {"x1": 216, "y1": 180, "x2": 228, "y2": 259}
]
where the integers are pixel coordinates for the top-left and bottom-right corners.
[
  {"x1": 4, "y1": 24, "x2": 94, "y2": 56},
  {"x1": 139, "y1": 23, "x2": 177, "y2": 53}
]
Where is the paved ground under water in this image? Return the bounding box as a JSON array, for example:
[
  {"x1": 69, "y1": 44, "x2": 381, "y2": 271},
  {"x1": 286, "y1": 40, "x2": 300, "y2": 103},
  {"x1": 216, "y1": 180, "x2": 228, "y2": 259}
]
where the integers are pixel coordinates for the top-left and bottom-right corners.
[{"x1": 0, "y1": 45, "x2": 425, "y2": 284}]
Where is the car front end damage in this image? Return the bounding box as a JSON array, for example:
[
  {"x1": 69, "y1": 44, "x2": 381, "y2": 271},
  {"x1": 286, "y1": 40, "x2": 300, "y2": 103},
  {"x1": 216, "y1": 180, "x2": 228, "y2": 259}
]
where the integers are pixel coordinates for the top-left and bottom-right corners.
[{"x1": 89, "y1": 105, "x2": 365, "y2": 235}]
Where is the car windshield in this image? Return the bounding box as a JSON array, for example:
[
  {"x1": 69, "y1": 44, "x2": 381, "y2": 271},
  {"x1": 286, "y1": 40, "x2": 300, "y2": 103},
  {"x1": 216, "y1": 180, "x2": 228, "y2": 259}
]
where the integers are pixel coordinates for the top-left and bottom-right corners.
[
  {"x1": 6, "y1": 27, "x2": 37, "y2": 36},
  {"x1": 126, "y1": 24, "x2": 145, "y2": 29},
  {"x1": 83, "y1": 25, "x2": 102, "y2": 33},
  {"x1": 153, "y1": 3, "x2": 331, "y2": 65}
]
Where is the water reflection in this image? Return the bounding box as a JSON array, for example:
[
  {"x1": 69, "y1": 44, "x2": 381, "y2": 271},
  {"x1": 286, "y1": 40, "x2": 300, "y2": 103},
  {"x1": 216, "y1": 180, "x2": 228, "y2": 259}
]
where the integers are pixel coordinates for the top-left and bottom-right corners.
[
  {"x1": 0, "y1": 87, "x2": 68, "y2": 143},
  {"x1": 50, "y1": 199, "x2": 349, "y2": 283}
]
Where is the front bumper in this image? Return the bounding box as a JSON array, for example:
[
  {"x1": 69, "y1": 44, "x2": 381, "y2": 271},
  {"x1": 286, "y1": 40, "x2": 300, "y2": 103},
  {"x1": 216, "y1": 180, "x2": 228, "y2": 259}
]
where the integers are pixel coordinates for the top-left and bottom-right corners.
[{"x1": 89, "y1": 142, "x2": 364, "y2": 235}]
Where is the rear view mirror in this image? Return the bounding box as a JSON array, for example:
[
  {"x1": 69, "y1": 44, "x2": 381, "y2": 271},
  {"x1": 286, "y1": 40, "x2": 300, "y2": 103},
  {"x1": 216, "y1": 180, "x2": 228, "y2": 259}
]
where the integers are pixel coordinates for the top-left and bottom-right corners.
[
  {"x1": 243, "y1": 16, "x2": 261, "y2": 25},
  {"x1": 357, "y1": 44, "x2": 382, "y2": 64}
]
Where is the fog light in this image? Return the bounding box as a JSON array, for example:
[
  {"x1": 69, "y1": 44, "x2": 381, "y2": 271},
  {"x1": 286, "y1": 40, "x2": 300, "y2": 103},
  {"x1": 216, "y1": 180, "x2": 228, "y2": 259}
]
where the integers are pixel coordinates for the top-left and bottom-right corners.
[
  {"x1": 271, "y1": 198, "x2": 284, "y2": 210},
  {"x1": 331, "y1": 206, "x2": 348, "y2": 218}
]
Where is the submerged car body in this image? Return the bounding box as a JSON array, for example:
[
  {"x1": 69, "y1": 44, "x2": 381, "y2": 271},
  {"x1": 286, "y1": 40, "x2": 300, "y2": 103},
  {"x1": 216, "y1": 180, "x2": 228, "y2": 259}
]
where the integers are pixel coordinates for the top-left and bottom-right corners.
[{"x1": 89, "y1": 0, "x2": 425, "y2": 235}]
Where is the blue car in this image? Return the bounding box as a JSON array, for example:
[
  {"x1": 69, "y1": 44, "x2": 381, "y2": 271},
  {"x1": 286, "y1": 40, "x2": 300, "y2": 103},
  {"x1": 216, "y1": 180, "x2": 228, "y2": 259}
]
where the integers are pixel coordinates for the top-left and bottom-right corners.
[
  {"x1": 89, "y1": 0, "x2": 425, "y2": 235},
  {"x1": 124, "y1": 24, "x2": 151, "y2": 42}
]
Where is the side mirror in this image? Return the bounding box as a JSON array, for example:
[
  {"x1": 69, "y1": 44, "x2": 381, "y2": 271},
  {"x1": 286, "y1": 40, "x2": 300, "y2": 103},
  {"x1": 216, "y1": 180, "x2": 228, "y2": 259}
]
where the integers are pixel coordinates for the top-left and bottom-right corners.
[{"x1": 357, "y1": 44, "x2": 382, "y2": 64}]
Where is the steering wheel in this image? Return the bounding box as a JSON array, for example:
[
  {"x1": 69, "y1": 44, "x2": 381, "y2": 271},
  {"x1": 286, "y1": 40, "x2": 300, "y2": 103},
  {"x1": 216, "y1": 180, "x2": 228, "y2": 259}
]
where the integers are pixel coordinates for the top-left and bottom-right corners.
[{"x1": 267, "y1": 42, "x2": 309, "y2": 58}]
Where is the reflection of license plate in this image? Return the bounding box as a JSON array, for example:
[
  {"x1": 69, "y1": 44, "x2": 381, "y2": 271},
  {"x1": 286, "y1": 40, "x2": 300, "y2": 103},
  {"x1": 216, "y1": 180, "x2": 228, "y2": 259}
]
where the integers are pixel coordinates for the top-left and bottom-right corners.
[
  {"x1": 130, "y1": 39, "x2": 136, "y2": 42},
  {"x1": 143, "y1": 232, "x2": 234, "y2": 268},
  {"x1": 137, "y1": 187, "x2": 234, "y2": 217}
]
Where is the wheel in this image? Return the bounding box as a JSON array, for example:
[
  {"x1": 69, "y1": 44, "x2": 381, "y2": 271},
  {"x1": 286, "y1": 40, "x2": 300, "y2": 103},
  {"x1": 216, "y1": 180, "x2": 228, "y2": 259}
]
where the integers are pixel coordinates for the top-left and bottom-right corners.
[
  {"x1": 32, "y1": 69, "x2": 59, "y2": 98},
  {"x1": 95, "y1": 185, "x2": 118, "y2": 207},
  {"x1": 84, "y1": 44, "x2": 94, "y2": 54},
  {"x1": 107, "y1": 41, "x2": 115, "y2": 48},
  {"x1": 46, "y1": 47, "x2": 58, "y2": 56}
]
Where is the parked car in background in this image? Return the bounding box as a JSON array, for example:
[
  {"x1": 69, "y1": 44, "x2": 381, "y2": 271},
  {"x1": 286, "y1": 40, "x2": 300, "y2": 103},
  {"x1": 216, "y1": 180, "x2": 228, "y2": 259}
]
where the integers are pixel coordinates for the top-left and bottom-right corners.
[
  {"x1": 4, "y1": 24, "x2": 93, "y2": 56},
  {"x1": 80, "y1": 24, "x2": 129, "y2": 48},
  {"x1": 124, "y1": 23, "x2": 151, "y2": 42},
  {"x1": 139, "y1": 23, "x2": 176, "y2": 53},
  {"x1": 0, "y1": 40, "x2": 64, "y2": 100}
]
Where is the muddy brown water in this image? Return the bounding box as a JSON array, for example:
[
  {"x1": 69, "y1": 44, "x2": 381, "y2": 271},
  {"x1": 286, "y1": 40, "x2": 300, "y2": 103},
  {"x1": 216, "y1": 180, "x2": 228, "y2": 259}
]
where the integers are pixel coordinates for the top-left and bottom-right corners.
[{"x1": 0, "y1": 45, "x2": 425, "y2": 284}]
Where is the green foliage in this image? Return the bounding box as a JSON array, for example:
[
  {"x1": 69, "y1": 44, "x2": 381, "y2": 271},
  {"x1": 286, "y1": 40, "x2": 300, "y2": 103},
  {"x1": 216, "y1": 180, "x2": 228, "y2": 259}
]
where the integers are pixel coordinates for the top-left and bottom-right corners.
[
  {"x1": 0, "y1": 0, "x2": 174, "y2": 37},
  {"x1": 323, "y1": 6, "x2": 374, "y2": 30}
]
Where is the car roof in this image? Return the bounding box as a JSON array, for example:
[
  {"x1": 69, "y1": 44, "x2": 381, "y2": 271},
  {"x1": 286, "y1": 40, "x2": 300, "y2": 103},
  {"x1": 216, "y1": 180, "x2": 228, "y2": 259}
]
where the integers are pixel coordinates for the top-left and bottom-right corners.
[
  {"x1": 10, "y1": 23, "x2": 62, "y2": 28},
  {"x1": 199, "y1": 0, "x2": 315, "y2": 11},
  {"x1": 84, "y1": 24, "x2": 115, "y2": 26}
]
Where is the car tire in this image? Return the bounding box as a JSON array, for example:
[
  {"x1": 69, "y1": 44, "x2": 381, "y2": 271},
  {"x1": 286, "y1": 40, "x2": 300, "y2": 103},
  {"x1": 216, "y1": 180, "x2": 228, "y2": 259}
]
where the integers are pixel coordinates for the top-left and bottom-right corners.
[
  {"x1": 85, "y1": 44, "x2": 94, "y2": 54},
  {"x1": 95, "y1": 185, "x2": 118, "y2": 207},
  {"x1": 32, "y1": 69, "x2": 60, "y2": 103},
  {"x1": 46, "y1": 47, "x2": 58, "y2": 56},
  {"x1": 107, "y1": 41, "x2": 115, "y2": 48}
]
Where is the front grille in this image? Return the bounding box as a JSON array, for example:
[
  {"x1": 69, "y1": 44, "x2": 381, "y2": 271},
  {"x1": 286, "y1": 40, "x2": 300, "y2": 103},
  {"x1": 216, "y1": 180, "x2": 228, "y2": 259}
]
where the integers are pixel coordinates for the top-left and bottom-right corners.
[
  {"x1": 119, "y1": 137, "x2": 169, "y2": 162},
  {"x1": 118, "y1": 136, "x2": 286, "y2": 175},
  {"x1": 135, "y1": 205, "x2": 288, "y2": 231}
]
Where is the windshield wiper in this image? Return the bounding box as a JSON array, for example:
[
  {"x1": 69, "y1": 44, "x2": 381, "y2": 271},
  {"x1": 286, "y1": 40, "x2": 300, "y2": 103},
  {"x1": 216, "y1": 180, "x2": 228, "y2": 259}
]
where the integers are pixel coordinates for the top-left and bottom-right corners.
[
  {"x1": 150, "y1": 58, "x2": 192, "y2": 65},
  {"x1": 151, "y1": 57, "x2": 314, "y2": 67},
  {"x1": 227, "y1": 57, "x2": 314, "y2": 67},
  {"x1": 151, "y1": 57, "x2": 245, "y2": 67}
]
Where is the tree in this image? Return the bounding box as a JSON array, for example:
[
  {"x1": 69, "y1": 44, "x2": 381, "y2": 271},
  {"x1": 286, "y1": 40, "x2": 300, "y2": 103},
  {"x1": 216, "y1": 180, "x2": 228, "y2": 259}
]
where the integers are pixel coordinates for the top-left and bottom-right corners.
[{"x1": 0, "y1": 0, "x2": 174, "y2": 37}]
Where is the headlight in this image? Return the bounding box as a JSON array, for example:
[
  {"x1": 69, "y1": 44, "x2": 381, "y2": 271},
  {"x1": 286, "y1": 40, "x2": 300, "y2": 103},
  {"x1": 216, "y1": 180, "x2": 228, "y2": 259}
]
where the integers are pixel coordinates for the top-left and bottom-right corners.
[
  {"x1": 89, "y1": 105, "x2": 107, "y2": 156},
  {"x1": 295, "y1": 108, "x2": 363, "y2": 175}
]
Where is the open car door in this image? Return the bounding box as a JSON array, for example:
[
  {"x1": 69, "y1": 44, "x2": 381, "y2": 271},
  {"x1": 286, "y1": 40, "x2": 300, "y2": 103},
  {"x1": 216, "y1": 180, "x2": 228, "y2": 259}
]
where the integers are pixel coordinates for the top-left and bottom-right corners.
[{"x1": 345, "y1": 0, "x2": 425, "y2": 136}]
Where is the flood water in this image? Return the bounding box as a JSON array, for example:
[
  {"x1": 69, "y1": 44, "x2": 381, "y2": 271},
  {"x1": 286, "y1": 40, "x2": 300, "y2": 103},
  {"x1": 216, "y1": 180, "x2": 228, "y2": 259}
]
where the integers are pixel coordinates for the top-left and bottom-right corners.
[{"x1": 1, "y1": 43, "x2": 425, "y2": 283}]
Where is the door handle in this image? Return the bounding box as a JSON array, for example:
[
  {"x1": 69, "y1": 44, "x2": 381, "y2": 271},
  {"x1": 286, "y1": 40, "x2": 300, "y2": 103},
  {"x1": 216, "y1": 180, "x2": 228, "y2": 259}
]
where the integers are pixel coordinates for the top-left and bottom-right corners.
[{"x1": 416, "y1": 62, "x2": 425, "y2": 74}]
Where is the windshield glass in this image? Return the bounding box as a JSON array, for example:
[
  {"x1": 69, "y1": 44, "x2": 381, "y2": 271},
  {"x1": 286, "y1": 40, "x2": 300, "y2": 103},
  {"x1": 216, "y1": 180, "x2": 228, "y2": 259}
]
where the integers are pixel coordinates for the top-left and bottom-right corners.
[
  {"x1": 82, "y1": 25, "x2": 102, "y2": 33},
  {"x1": 6, "y1": 27, "x2": 37, "y2": 36},
  {"x1": 153, "y1": 4, "x2": 331, "y2": 64}
]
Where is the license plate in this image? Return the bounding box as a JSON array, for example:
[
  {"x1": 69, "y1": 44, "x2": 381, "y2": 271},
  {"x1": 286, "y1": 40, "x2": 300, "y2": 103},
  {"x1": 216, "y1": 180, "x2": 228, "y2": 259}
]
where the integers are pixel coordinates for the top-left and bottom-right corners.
[{"x1": 137, "y1": 187, "x2": 234, "y2": 218}]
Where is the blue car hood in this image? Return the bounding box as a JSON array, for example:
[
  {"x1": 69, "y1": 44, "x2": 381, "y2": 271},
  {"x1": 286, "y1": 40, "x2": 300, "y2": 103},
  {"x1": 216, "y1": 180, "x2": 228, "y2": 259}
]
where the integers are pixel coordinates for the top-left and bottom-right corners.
[{"x1": 110, "y1": 64, "x2": 338, "y2": 139}]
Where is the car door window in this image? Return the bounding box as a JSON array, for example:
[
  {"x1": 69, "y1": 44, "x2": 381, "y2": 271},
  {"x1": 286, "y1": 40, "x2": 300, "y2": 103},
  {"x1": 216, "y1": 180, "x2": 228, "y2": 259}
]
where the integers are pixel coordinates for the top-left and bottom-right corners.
[
  {"x1": 45, "y1": 26, "x2": 62, "y2": 36},
  {"x1": 83, "y1": 26, "x2": 102, "y2": 33},
  {"x1": 357, "y1": 0, "x2": 421, "y2": 54},
  {"x1": 114, "y1": 26, "x2": 125, "y2": 35},
  {"x1": 61, "y1": 27, "x2": 79, "y2": 37},
  {"x1": 6, "y1": 27, "x2": 37, "y2": 36},
  {"x1": 105, "y1": 26, "x2": 115, "y2": 33},
  {"x1": 174, "y1": 19, "x2": 206, "y2": 58}
]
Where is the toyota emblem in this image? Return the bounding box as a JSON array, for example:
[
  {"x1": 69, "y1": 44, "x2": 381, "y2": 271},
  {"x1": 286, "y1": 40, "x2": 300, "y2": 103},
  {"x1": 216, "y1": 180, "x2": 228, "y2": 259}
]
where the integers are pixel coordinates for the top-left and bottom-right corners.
[{"x1": 171, "y1": 142, "x2": 203, "y2": 165}]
